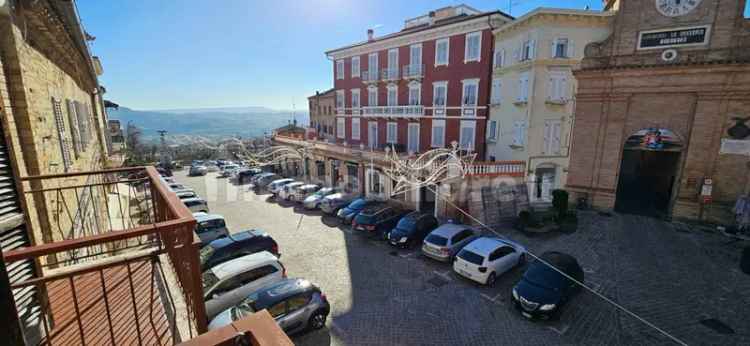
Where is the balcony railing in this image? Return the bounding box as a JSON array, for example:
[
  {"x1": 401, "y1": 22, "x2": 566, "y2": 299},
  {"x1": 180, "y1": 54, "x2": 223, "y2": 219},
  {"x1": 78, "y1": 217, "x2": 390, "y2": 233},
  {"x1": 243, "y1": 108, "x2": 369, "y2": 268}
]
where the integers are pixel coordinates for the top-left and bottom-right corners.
[
  {"x1": 361, "y1": 105, "x2": 424, "y2": 117},
  {"x1": 362, "y1": 70, "x2": 379, "y2": 83},
  {"x1": 3, "y1": 167, "x2": 207, "y2": 345},
  {"x1": 381, "y1": 67, "x2": 399, "y2": 81},
  {"x1": 468, "y1": 161, "x2": 526, "y2": 177},
  {"x1": 402, "y1": 64, "x2": 424, "y2": 79}
]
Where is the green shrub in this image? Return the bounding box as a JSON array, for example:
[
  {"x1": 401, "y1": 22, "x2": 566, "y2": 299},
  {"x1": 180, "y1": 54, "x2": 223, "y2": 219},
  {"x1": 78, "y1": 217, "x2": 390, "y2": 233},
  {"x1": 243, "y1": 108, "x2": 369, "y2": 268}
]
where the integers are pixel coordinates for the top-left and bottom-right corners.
[{"x1": 552, "y1": 189, "x2": 569, "y2": 221}]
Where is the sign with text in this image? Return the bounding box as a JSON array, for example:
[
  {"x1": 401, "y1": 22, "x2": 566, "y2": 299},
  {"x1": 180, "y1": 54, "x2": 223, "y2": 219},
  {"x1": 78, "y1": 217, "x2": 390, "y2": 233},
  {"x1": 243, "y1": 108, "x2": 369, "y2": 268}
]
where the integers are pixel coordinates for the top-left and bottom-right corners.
[
  {"x1": 637, "y1": 25, "x2": 710, "y2": 50},
  {"x1": 719, "y1": 139, "x2": 750, "y2": 155}
]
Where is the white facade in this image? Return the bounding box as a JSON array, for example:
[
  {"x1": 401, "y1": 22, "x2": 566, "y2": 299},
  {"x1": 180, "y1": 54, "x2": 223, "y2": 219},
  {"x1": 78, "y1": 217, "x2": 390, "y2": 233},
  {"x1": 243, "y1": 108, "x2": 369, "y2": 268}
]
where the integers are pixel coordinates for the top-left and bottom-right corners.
[{"x1": 486, "y1": 9, "x2": 611, "y2": 203}]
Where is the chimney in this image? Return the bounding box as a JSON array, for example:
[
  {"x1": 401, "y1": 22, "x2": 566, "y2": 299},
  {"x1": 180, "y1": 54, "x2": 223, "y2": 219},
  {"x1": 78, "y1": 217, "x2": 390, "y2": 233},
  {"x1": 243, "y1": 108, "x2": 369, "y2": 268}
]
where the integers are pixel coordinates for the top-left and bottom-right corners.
[
  {"x1": 429, "y1": 11, "x2": 436, "y2": 25},
  {"x1": 367, "y1": 29, "x2": 374, "y2": 41}
]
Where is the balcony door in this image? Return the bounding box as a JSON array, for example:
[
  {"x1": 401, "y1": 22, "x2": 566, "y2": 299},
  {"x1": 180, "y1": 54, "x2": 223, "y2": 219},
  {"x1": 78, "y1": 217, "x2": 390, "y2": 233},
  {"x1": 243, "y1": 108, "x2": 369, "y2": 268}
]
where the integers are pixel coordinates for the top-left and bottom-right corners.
[
  {"x1": 408, "y1": 123, "x2": 420, "y2": 154},
  {"x1": 368, "y1": 121, "x2": 378, "y2": 149}
]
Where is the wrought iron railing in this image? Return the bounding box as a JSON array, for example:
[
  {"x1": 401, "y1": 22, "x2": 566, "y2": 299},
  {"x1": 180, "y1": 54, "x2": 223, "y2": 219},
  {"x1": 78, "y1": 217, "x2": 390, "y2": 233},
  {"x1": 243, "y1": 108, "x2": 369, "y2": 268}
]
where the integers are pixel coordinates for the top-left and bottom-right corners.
[
  {"x1": 381, "y1": 67, "x2": 400, "y2": 81},
  {"x1": 402, "y1": 64, "x2": 424, "y2": 79},
  {"x1": 362, "y1": 69, "x2": 379, "y2": 83},
  {"x1": 3, "y1": 167, "x2": 206, "y2": 345}
]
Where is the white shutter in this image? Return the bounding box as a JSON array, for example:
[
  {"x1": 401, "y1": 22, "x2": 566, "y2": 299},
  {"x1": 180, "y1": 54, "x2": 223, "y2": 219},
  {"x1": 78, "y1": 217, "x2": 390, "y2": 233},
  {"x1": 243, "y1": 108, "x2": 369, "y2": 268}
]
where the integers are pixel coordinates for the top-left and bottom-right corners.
[
  {"x1": 551, "y1": 39, "x2": 558, "y2": 58},
  {"x1": 66, "y1": 100, "x2": 81, "y2": 157},
  {"x1": 352, "y1": 118, "x2": 360, "y2": 140},
  {"x1": 513, "y1": 122, "x2": 521, "y2": 146},
  {"x1": 543, "y1": 121, "x2": 551, "y2": 153},
  {"x1": 552, "y1": 121, "x2": 562, "y2": 154},
  {"x1": 491, "y1": 79, "x2": 502, "y2": 104},
  {"x1": 513, "y1": 47, "x2": 520, "y2": 62},
  {"x1": 568, "y1": 40, "x2": 575, "y2": 58},
  {"x1": 52, "y1": 98, "x2": 72, "y2": 171},
  {"x1": 560, "y1": 76, "x2": 568, "y2": 100},
  {"x1": 529, "y1": 40, "x2": 536, "y2": 59}
]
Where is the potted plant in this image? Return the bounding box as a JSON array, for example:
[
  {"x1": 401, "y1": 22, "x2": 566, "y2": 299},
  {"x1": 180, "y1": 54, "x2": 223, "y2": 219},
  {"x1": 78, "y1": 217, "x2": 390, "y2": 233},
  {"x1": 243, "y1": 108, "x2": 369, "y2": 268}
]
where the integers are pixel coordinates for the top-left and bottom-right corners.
[{"x1": 552, "y1": 189, "x2": 578, "y2": 233}]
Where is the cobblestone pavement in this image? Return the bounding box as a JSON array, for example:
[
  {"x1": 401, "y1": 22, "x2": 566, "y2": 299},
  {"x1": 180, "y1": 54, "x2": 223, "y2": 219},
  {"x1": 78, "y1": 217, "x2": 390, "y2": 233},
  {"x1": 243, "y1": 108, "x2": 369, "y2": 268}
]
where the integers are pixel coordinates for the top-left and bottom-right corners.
[{"x1": 176, "y1": 171, "x2": 750, "y2": 346}]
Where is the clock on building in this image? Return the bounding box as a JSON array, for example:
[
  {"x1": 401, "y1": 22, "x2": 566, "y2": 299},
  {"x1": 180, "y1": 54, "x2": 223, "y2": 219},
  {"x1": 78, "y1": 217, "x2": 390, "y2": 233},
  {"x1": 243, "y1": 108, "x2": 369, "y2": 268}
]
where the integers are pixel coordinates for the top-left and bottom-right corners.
[{"x1": 656, "y1": 0, "x2": 702, "y2": 17}]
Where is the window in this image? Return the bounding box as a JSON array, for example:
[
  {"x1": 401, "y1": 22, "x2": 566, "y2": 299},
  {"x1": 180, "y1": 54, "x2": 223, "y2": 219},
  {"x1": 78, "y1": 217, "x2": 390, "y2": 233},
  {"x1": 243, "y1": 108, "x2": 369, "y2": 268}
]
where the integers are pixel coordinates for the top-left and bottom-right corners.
[
  {"x1": 464, "y1": 31, "x2": 481, "y2": 62},
  {"x1": 368, "y1": 121, "x2": 378, "y2": 149},
  {"x1": 337, "y1": 118, "x2": 345, "y2": 139},
  {"x1": 513, "y1": 121, "x2": 527, "y2": 146},
  {"x1": 543, "y1": 120, "x2": 562, "y2": 154},
  {"x1": 487, "y1": 120, "x2": 498, "y2": 142},
  {"x1": 368, "y1": 86, "x2": 378, "y2": 106},
  {"x1": 521, "y1": 40, "x2": 535, "y2": 61},
  {"x1": 435, "y1": 38, "x2": 449, "y2": 66},
  {"x1": 547, "y1": 71, "x2": 568, "y2": 102},
  {"x1": 461, "y1": 79, "x2": 478, "y2": 107},
  {"x1": 432, "y1": 82, "x2": 447, "y2": 107},
  {"x1": 490, "y1": 78, "x2": 502, "y2": 105},
  {"x1": 352, "y1": 117, "x2": 361, "y2": 140},
  {"x1": 287, "y1": 294, "x2": 311, "y2": 313},
  {"x1": 368, "y1": 53, "x2": 378, "y2": 76},
  {"x1": 459, "y1": 121, "x2": 476, "y2": 151},
  {"x1": 351, "y1": 56, "x2": 360, "y2": 77},
  {"x1": 336, "y1": 60, "x2": 344, "y2": 79},
  {"x1": 387, "y1": 49, "x2": 399, "y2": 79},
  {"x1": 494, "y1": 49, "x2": 505, "y2": 68},
  {"x1": 408, "y1": 123, "x2": 419, "y2": 153},
  {"x1": 451, "y1": 229, "x2": 472, "y2": 243},
  {"x1": 553, "y1": 38, "x2": 570, "y2": 58},
  {"x1": 267, "y1": 301, "x2": 286, "y2": 318},
  {"x1": 408, "y1": 83, "x2": 421, "y2": 106},
  {"x1": 66, "y1": 100, "x2": 81, "y2": 158},
  {"x1": 517, "y1": 72, "x2": 530, "y2": 103},
  {"x1": 387, "y1": 85, "x2": 397, "y2": 107},
  {"x1": 74, "y1": 102, "x2": 91, "y2": 151},
  {"x1": 335, "y1": 90, "x2": 344, "y2": 109},
  {"x1": 410, "y1": 43, "x2": 422, "y2": 66},
  {"x1": 351, "y1": 89, "x2": 360, "y2": 108},
  {"x1": 431, "y1": 119, "x2": 445, "y2": 147},
  {"x1": 52, "y1": 98, "x2": 72, "y2": 171},
  {"x1": 387, "y1": 122, "x2": 397, "y2": 144}
]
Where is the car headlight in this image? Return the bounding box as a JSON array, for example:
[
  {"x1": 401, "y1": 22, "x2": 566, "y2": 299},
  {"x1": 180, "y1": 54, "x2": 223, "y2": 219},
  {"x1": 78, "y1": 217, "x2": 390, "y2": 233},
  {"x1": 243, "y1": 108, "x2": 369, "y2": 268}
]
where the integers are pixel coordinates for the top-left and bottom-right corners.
[
  {"x1": 539, "y1": 304, "x2": 556, "y2": 311},
  {"x1": 399, "y1": 237, "x2": 408, "y2": 243},
  {"x1": 512, "y1": 288, "x2": 519, "y2": 300}
]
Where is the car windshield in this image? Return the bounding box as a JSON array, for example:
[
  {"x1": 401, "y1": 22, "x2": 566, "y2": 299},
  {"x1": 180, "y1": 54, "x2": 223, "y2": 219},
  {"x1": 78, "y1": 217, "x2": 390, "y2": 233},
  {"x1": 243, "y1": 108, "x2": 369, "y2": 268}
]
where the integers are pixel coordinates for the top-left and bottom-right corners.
[
  {"x1": 199, "y1": 245, "x2": 215, "y2": 265},
  {"x1": 231, "y1": 301, "x2": 257, "y2": 321},
  {"x1": 425, "y1": 234, "x2": 448, "y2": 246},
  {"x1": 355, "y1": 213, "x2": 376, "y2": 225},
  {"x1": 315, "y1": 188, "x2": 333, "y2": 196},
  {"x1": 396, "y1": 215, "x2": 417, "y2": 230},
  {"x1": 457, "y1": 249, "x2": 484, "y2": 265},
  {"x1": 523, "y1": 261, "x2": 564, "y2": 290},
  {"x1": 348, "y1": 200, "x2": 366, "y2": 209},
  {"x1": 202, "y1": 270, "x2": 219, "y2": 292}
]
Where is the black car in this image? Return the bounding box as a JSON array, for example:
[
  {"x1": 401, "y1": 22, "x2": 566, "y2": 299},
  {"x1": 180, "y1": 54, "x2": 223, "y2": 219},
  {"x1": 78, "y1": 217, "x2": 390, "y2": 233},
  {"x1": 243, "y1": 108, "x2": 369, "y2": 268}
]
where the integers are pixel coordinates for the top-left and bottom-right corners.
[
  {"x1": 199, "y1": 230, "x2": 279, "y2": 271},
  {"x1": 387, "y1": 211, "x2": 439, "y2": 248},
  {"x1": 511, "y1": 251, "x2": 584, "y2": 319},
  {"x1": 237, "y1": 168, "x2": 262, "y2": 184},
  {"x1": 352, "y1": 204, "x2": 410, "y2": 239}
]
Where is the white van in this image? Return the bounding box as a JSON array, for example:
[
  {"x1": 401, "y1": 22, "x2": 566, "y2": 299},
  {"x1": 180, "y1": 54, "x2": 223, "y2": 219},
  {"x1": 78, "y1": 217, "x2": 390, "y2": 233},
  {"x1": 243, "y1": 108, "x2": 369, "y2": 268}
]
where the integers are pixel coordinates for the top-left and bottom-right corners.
[{"x1": 202, "y1": 251, "x2": 285, "y2": 319}]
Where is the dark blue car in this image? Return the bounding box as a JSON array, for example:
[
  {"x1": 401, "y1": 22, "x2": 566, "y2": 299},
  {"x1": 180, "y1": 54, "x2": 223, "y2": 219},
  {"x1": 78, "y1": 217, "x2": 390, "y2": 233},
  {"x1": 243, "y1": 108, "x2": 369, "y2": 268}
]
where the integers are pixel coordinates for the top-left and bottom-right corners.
[
  {"x1": 511, "y1": 251, "x2": 584, "y2": 320},
  {"x1": 336, "y1": 199, "x2": 378, "y2": 225},
  {"x1": 387, "y1": 211, "x2": 439, "y2": 248},
  {"x1": 199, "y1": 230, "x2": 279, "y2": 272}
]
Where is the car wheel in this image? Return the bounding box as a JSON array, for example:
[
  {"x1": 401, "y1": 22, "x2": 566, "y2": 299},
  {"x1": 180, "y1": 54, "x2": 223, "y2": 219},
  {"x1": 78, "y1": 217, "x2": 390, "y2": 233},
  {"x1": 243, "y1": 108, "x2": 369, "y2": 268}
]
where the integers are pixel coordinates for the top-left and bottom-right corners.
[
  {"x1": 308, "y1": 311, "x2": 327, "y2": 330},
  {"x1": 486, "y1": 272, "x2": 497, "y2": 286}
]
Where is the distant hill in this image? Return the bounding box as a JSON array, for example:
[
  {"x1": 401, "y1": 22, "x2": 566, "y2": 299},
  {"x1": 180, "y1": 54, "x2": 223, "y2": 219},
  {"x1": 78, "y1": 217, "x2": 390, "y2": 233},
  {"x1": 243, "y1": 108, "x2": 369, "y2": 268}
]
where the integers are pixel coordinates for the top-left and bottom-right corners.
[{"x1": 107, "y1": 106, "x2": 308, "y2": 140}]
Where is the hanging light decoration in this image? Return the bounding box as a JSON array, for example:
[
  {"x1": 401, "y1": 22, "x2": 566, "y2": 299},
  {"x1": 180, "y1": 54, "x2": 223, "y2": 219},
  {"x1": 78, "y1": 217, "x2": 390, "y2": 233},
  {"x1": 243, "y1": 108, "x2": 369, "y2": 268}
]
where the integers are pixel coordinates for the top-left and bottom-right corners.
[{"x1": 382, "y1": 141, "x2": 476, "y2": 194}]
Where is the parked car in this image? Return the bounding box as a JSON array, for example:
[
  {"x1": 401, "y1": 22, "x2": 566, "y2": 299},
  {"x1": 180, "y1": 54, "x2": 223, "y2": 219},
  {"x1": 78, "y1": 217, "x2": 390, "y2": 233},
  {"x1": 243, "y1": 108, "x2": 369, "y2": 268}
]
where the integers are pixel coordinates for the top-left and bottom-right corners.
[
  {"x1": 167, "y1": 182, "x2": 187, "y2": 191},
  {"x1": 319, "y1": 193, "x2": 356, "y2": 215},
  {"x1": 387, "y1": 211, "x2": 439, "y2": 248},
  {"x1": 278, "y1": 182, "x2": 305, "y2": 201},
  {"x1": 421, "y1": 224, "x2": 480, "y2": 262},
  {"x1": 454, "y1": 237, "x2": 527, "y2": 286},
  {"x1": 302, "y1": 187, "x2": 337, "y2": 210},
  {"x1": 208, "y1": 278, "x2": 330, "y2": 335},
  {"x1": 237, "y1": 168, "x2": 262, "y2": 183},
  {"x1": 176, "y1": 190, "x2": 198, "y2": 200},
  {"x1": 249, "y1": 172, "x2": 274, "y2": 185},
  {"x1": 193, "y1": 212, "x2": 229, "y2": 245},
  {"x1": 512, "y1": 251, "x2": 584, "y2": 320},
  {"x1": 202, "y1": 251, "x2": 285, "y2": 319},
  {"x1": 337, "y1": 198, "x2": 380, "y2": 225},
  {"x1": 353, "y1": 204, "x2": 410, "y2": 239},
  {"x1": 288, "y1": 184, "x2": 320, "y2": 202},
  {"x1": 156, "y1": 166, "x2": 173, "y2": 177},
  {"x1": 182, "y1": 197, "x2": 209, "y2": 213},
  {"x1": 268, "y1": 178, "x2": 295, "y2": 195},
  {"x1": 220, "y1": 164, "x2": 240, "y2": 178},
  {"x1": 189, "y1": 165, "x2": 208, "y2": 176},
  {"x1": 253, "y1": 173, "x2": 282, "y2": 191},
  {"x1": 200, "y1": 230, "x2": 280, "y2": 271}
]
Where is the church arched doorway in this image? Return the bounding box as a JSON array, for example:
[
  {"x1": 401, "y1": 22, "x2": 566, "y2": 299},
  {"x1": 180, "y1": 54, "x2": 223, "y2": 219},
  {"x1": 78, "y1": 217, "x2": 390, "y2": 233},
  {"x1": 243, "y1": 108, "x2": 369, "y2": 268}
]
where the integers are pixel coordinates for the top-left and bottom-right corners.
[{"x1": 614, "y1": 128, "x2": 683, "y2": 218}]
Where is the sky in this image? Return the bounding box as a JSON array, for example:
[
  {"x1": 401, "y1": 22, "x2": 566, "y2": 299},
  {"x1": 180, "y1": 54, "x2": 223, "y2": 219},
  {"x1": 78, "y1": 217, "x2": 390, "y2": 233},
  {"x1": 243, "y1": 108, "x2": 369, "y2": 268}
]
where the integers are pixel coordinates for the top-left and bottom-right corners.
[{"x1": 76, "y1": 0, "x2": 606, "y2": 111}]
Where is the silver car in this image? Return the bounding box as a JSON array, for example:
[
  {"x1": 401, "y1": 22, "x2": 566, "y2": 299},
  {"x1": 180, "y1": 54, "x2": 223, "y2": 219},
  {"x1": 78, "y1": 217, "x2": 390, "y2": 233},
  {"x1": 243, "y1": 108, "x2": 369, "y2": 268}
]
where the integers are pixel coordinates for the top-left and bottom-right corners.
[
  {"x1": 268, "y1": 178, "x2": 295, "y2": 195},
  {"x1": 303, "y1": 187, "x2": 338, "y2": 209},
  {"x1": 193, "y1": 213, "x2": 228, "y2": 245},
  {"x1": 319, "y1": 192, "x2": 357, "y2": 215},
  {"x1": 289, "y1": 184, "x2": 320, "y2": 202},
  {"x1": 421, "y1": 224, "x2": 481, "y2": 262},
  {"x1": 208, "y1": 278, "x2": 330, "y2": 335}
]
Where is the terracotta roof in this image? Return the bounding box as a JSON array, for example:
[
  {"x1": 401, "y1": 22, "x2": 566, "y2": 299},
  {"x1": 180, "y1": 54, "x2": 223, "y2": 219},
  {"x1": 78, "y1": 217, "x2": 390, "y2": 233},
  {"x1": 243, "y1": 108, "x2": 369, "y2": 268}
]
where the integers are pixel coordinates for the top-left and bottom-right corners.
[{"x1": 307, "y1": 88, "x2": 336, "y2": 99}]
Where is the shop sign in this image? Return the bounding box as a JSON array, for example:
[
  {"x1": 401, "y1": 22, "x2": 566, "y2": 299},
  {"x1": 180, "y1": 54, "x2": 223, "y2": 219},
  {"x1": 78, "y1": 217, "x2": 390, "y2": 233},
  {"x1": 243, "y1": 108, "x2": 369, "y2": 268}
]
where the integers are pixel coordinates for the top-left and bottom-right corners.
[
  {"x1": 637, "y1": 25, "x2": 710, "y2": 50},
  {"x1": 720, "y1": 139, "x2": 750, "y2": 155}
]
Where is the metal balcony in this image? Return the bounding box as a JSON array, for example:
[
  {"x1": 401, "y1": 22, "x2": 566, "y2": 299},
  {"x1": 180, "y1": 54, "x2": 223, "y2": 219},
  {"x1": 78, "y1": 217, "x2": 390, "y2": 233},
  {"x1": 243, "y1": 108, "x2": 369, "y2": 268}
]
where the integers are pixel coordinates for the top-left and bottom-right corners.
[
  {"x1": 361, "y1": 105, "x2": 424, "y2": 118},
  {"x1": 381, "y1": 67, "x2": 400, "y2": 81},
  {"x1": 402, "y1": 64, "x2": 424, "y2": 79}
]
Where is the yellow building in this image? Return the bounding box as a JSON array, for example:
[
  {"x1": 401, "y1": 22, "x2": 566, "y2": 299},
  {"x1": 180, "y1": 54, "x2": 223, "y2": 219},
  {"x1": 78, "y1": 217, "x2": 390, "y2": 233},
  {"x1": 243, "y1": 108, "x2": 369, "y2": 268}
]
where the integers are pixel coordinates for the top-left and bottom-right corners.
[{"x1": 485, "y1": 8, "x2": 611, "y2": 204}]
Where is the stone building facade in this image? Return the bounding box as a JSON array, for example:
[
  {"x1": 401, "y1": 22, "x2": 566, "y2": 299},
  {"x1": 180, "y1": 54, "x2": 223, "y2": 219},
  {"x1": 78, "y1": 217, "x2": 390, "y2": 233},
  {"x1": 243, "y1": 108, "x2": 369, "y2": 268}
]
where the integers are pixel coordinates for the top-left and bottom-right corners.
[
  {"x1": 486, "y1": 8, "x2": 611, "y2": 205},
  {"x1": 566, "y1": 0, "x2": 750, "y2": 222},
  {"x1": 308, "y1": 88, "x2": 336, "y2": 141}
]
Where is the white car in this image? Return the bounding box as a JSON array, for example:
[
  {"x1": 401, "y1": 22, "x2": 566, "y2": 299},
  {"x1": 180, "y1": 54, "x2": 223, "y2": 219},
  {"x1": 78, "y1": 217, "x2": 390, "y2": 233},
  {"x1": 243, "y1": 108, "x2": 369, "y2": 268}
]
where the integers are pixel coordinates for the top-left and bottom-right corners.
[
  {"x1": 220, "y1": 164, "x2": 240, "y2": 178},
  {"x1": 453, "y1": 236, "x2": 527, "y2": 286},
  {"x1": 193, "y1": 213, "x2": 229, "y2": 245},
  {"x1": 421, "y1": 224, "x2": 480, "y2": 262},
  {"x1": 182, "y1": 197, "x2": 209, "y2": 213},
  {"x1": 288, "y1": 184, "x2": 320, "y2": 202},
  {"x1": 167, "y1": 182, "x2": 187, "y2": 191},
  {"x1": 202, "y1": 251, "x2": 285, "y2": 319},
  {"x1": 176, "y1": 190, "x2": 198, "y2": 200},
  {"x1": 267, "y1": 178, "x2": 295, "y2": 195},
  {"x1": 278, "y1": 182, "x2": 305, "y2": 201}
]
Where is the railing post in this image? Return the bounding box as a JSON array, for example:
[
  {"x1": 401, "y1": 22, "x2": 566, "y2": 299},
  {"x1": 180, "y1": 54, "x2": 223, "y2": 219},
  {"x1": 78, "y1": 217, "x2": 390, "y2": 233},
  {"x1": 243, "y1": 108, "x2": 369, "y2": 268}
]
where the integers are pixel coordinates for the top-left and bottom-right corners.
[{"x1": 184, "y1": 227, "x2": 208, "y2": 333}]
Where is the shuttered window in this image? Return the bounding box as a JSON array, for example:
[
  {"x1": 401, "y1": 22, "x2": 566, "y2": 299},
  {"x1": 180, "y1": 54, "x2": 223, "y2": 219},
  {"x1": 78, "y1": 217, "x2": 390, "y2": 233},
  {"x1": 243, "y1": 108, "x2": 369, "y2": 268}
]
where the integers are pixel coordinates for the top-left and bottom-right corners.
[
  {"x1": 66, "y1": 100, "x2": 81, "y2": 158},
  {"x1": 543, "y1": 120, "x2": 562, "y2": 154},
  {"x1": 74, "y1": 101, "x2": 91, "y2": 152},
  {"x1": 52, "y1": 98, "x2": 73, "y2": 171}
]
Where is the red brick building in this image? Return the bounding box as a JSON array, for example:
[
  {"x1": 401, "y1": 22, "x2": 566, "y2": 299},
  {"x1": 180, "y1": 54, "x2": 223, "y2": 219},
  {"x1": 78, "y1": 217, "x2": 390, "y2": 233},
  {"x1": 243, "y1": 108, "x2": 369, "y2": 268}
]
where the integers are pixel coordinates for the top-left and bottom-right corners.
[{"x1": 325, "y1": 5, "x2": 512, "y2": 158}]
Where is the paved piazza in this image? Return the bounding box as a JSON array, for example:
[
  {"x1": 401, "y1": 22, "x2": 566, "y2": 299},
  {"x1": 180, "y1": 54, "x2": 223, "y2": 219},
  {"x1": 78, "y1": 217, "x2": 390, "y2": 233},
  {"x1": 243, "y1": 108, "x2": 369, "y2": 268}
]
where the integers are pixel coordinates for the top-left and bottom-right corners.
[{"x1": 176, "y1": 171, "x2": 750, "y2": 346}]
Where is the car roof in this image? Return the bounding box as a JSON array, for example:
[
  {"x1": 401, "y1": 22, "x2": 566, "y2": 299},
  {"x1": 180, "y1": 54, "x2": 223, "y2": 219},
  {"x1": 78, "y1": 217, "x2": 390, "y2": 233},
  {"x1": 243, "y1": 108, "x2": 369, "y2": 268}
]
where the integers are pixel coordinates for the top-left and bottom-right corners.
[
  {"x1": 194, "y1": 213, "x2": 224, "y2": 222},
  {"x1": 176, "y1": 190, "x2": 196, "y2": 196},
  {"x1": 271, "y1": 178, "x2": 293, "y2": 184},
  {"x1": 360, "y1": 203, "x2": 391, "y2": 215},
  {"x1": 431, "y1": 223, "x2": 473, "y2": 237},
  {"x1": 210, "y1": 251, "x2": 278, "y2": 279},
  {"x1": 250, "y1": 278, "x2": 315, "y2": 308},
  {"x1": 299, "y1": 184, "x2": 318, "y2": 189},
  {"x1": 182, "y1": 197, "x2": 206, "y2": 203},
  {"x1": 209, "y1": 229, "x2": 266, "y2": 249},
  {"x1": 285, "y1": 182, "x2": 304, "y2": 186},
  {"x1": 463, "y1": 237, "x2": 513, "y2": 256},
  {"x1": 539, "y1": 251, "x2": 579, "y2": 269}
]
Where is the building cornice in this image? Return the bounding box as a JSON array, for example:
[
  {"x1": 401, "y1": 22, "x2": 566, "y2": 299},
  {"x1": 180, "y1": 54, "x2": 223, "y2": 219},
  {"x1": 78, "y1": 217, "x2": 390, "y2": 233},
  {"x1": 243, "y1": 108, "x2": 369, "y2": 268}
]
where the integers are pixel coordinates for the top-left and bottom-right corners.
[
  {"x1": 492, "y1": 8, "x2": 612, "y2": 36},
  {"x1": 326, "y1": 14, "x2": 505, "y2": 60}
]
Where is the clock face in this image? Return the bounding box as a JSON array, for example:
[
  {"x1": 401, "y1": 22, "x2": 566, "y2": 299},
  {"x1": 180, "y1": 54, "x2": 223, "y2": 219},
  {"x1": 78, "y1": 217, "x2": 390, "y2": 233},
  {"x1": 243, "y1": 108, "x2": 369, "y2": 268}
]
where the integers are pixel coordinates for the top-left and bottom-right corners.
[{"x1": 656, "y1": 0, "x2": 702, "y2": 17}]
